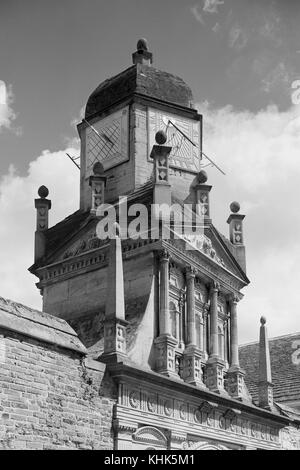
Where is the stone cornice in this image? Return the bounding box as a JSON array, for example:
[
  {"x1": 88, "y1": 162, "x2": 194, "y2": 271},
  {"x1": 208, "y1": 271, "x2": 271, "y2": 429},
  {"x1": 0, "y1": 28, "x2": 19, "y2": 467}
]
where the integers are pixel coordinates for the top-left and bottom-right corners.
[
  {"x1": 35, "y1": 239, "x2": 161, "y2": 288},
  {"x1": 107, "y1": 362, "x2": 291, "y2": 427},
  {"x1": 162, "y1": 241, "x2": 245, "y2": 297}
]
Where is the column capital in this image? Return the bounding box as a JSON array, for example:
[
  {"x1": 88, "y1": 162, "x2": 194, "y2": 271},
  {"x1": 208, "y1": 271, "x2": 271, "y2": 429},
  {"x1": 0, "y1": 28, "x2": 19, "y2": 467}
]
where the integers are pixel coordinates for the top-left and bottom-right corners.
[
  {"x1": 158, "y1": 248, "x2": 170, "y2": 262},
  {"x1": 210, "y1": 280, "x2": 220, "y2": 292},
  {"x1": 185, "y1": 266, "x2": 197, "y2": 279},
  {"x1": 229, "y1": 294, "x2": 240, "y2": 304}
]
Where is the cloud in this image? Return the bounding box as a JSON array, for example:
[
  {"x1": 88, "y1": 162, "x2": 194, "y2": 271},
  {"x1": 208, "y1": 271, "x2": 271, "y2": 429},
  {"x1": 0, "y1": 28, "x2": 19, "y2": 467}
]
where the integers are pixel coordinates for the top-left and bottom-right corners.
[
  {"x1": 212, "y1": 22, "x2": 221, "y2": 33},
  {"x1": 191, "y1": 0, "x2": 224, "y2": 26},
  {"x1": 65, "y1": 105, "x2": 85, "y2": 148},
  {"x1": 197, "y1": 102, "x2": 300, "y2": 342},
  {"x1": 0, "y1": 81, "x2": 20, "y2": 134},
  {"x1": 261, "y1": 61, "x2": 292, "y2": 94},
  {"x1": 190, "y1": 4, "x2": 204, "y2": 25},
  {"x1": 228, "y1": 24, "x2": 248, "y2": 50},
  {"x1": 203, "y1": 0, "x2": 224, "y2": 14},
  {"x1": 0, "y1": 147, "x2": 79, "y2": 310}
]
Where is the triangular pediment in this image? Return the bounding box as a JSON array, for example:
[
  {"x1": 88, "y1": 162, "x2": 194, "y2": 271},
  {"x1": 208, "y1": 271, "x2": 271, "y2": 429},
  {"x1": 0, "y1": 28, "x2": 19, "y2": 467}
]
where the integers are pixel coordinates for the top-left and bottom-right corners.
[
  {"x1": 45, "y1": 218, "x2": 102, "y2": 266},
  {"x1": 169, "y1": 224, "x2": 249, "y2": 284}
]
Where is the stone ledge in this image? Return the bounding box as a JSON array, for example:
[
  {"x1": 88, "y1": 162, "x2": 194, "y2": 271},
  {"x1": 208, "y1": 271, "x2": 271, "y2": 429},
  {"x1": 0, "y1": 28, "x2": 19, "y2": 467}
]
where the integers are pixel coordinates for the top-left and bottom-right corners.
[
  {"x1": 0, "y1": 296, "x2": 86, "y2": 355},
  {"x1": 84, "y1": 357, "x2": 106, "y2": 372}
]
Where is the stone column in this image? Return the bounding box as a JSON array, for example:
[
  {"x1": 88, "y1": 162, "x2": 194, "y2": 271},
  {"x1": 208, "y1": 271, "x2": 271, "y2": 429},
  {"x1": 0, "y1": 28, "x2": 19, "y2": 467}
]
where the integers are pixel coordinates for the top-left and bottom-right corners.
[
  {"x1": 230, "y1": 296, "x2": 239, "y2": 367},
  {"x1": 159, "y1": 249, "x2": 171, "y2": 336},
  {"x1": 182, "y1": 267, "x2": 206, "y2": 388},
  {"x1": 209, "y1": 281, "x2": 219, "y2": 358},
  {"x1": 154, "y1": 250, "x2": 177, "y2": 377},
  {"x1": 186, "y1": 268, "x2": 196, "y2": 346},
  {"x1": 199, "y1": 315, "x2": 204, "y2": 352},
  {"x1": 178, "y1": 292, "x2": 185, "y2": 349},
  {"x1": 205, "y1": 281, "x2": 227, "y2": 394},
  {"x1": 226, "y1": 295, "x2": 251, "y2": 402},
  {"x1": 203, "y1": 304, "x2": 209, "y2": 358}
]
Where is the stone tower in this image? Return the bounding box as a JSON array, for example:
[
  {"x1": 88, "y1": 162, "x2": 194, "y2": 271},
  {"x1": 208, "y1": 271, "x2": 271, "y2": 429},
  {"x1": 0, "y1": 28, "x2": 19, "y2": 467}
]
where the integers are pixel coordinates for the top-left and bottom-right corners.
[{"x1": 28, "y1": 40, "x2": 290, "y2": 450}]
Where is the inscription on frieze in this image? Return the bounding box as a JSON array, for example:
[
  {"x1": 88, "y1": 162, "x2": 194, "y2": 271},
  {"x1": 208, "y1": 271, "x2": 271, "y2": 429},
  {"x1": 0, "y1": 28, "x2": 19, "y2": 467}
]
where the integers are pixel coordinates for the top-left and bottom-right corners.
[{"x1": 121, "y1": 385, "x2": 280, "y2": 444}]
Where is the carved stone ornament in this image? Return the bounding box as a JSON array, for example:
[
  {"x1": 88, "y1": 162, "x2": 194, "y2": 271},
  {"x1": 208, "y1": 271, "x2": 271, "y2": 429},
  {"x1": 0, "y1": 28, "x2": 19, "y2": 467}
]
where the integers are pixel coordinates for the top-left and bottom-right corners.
[{"x1": 182, "y1": 233, "x2": 226, "y2": 268}]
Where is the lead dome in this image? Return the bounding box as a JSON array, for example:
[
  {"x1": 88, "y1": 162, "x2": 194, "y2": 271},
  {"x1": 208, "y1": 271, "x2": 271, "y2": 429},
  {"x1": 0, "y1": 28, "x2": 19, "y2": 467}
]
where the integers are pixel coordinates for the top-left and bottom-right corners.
[{"x1": 85, "y1": 40, "x2": 194, "y2": 119}]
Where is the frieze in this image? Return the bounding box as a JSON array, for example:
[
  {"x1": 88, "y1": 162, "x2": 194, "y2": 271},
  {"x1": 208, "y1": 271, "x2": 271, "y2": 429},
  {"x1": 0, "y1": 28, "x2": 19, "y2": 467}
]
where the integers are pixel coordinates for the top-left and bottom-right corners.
[
  {"x1": 37, "y1": 238, "x2": 157, "y2": 284},
  {"x1": 119, "y1": 384, "x2": 281, "y2": 444}
]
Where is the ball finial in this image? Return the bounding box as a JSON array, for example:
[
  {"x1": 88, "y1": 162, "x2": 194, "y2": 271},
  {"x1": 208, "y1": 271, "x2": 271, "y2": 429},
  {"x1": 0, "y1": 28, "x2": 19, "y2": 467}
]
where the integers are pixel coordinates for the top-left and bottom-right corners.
[
  {"x1": 260, "y1": 316, "x2": 267, "y2": 325},
  {"x1": 137, "y1": 38, "x2": 148, "y2": 51},
  {"x1": 155, "y1": 130, "x2": 167, "y2": 145},
  {"x1": 93, "y1": 162, "x2": 104, "y2": 175},
  {"x1": 38, "y1": 185, "x2": 49, "y2": 199},
  {"x1": 197, "y1": 170, "x2": 208, "y2": 184},
  {"x1": 230, "y1": 201, "x2": 240, "y2": 214}
]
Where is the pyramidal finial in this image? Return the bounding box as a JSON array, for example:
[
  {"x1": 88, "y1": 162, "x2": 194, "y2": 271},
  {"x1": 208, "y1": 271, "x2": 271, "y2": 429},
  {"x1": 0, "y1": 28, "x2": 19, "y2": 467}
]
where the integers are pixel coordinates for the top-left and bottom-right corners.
[
  {"x1": 258, "y1": 316, "x2": 274, "y2": 410},
  {"x1": 105, "y1": 232, "x2": 125, "y2": 320}
]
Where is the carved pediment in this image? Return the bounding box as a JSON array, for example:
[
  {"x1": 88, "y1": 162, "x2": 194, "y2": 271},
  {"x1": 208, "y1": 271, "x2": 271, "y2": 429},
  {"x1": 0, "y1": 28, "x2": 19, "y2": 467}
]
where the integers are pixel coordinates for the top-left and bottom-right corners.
[
  {"x1": 170, "y1": 226, "x2": 248, "y2": 283},
  {"x1": 47, "y1": 221, "x2": 106, "y2": 265}
]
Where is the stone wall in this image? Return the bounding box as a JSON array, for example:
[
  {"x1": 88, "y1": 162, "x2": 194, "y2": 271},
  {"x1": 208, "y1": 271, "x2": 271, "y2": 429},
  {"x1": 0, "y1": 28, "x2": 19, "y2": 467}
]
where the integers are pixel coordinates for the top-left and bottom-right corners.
[{"x1": 0, "y1": 298, "x2": 117, "y2": 450}]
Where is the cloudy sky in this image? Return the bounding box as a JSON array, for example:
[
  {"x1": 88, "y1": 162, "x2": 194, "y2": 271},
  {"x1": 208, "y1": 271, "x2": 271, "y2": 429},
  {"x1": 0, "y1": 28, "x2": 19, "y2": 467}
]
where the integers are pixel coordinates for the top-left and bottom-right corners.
[{"x1": 0, "y1": 0, "x2": 300, "y2": 343}]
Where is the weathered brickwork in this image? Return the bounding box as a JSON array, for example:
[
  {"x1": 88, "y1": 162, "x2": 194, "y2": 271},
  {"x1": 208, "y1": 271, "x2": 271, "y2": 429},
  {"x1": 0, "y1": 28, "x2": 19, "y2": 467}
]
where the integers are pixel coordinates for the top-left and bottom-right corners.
[{"x1": 0, "y1": 329, "x2": 117, "y2": 450}]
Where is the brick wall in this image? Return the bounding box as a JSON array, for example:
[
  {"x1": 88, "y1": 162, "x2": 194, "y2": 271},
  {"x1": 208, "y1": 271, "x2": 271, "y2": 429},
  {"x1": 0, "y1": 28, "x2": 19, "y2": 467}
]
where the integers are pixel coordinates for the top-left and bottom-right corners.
[{"x1": 0, "y1": 327, "x2": 117, "y2": 450}]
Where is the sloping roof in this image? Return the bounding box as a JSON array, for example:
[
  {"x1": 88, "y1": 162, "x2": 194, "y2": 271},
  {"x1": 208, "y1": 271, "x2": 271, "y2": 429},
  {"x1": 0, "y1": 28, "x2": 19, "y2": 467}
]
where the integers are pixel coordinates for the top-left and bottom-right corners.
[
  {"x1": 239, "y1": 332, "x2": 300, "y2": 405},
  {"x1": 0, "y1": 296, "x2": 86, "y2": 354},
  {"x1": 29, "y1": 209, "x2": 91, "y2": 272},
  {"x1": 85, "y1": 63, "x2": 193, "y2": 118}
]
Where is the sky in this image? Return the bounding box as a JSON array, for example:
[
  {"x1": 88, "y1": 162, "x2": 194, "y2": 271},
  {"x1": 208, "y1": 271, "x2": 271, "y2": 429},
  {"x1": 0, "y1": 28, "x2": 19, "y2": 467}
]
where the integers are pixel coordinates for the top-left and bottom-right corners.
[{"x1": 0, "y1": 0, "x2": 300, "y2": 343}]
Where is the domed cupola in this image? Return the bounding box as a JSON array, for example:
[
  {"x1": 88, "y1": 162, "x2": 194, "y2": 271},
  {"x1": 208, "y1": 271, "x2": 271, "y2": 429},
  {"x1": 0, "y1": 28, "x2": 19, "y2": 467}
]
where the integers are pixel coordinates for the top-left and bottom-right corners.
[{"x1": 85, "y1": 39, "x2": 194, "y2": 119}]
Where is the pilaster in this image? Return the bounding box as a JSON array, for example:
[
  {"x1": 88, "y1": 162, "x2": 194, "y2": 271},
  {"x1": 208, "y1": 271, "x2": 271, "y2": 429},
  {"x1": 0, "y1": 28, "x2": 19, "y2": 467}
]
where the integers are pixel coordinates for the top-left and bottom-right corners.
[
  {"x1": 226, "y1": 295, "x2": 251, "y2": 401},
  {"x1": 206, "y1": 281, "x2": 227, "y2": 394},
  {"x1": 154, "y1": 250, "x2": 178, "y2": 378}
]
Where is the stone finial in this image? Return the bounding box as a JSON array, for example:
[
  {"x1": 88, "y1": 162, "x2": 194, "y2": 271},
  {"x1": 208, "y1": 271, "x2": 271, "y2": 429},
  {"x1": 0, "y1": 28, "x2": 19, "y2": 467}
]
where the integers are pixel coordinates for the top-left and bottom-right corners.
[
  {"x1": 227, "y1": 202, "x2": 246, "y2": 272},
  {"x1": 93, "y1": 161, "x2": 104, "y2": 175},
  {"x1": 38, "y1": 185, "x2": 49, "y2": 199},
  {"x1": 35, "y1": 186, "x2": 51, "y2": 230},
  {"x1": 150, "y1": 130, "x2": 172, "y2": 214},
  {"x1": 230, "y1": 201, "x2": 240, "y2": 214},
  {"x1": 89, "y1": 162, "x2": 106, "y2": 214},
  {"x1": 132, "y1": 38, "x2": 153, "y2": 65},
  {"x1": 34, "y1": 186, "x2": 51, "y2": 263},
  {"x1": 101, "y1": 227, "x2": 128, "y2": 363},
  {"x1": 194, "y1": 172, "x2": 212, "y2": 221},
  {"x1": 137, "y1": 38, "x2": 148, "y2": 51},
  {"x1": 258, "y1": 315, "x2": 274, "y2": 410},
  {"x1": 197, "y1": 170, "x2": 208, "y2": 184},
  {"x1": 155, "y1": 130, "x2": 167, "y2": 145},
  {"x1": 227, "y1": 202, "x2": 244, "y2": 244}
]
